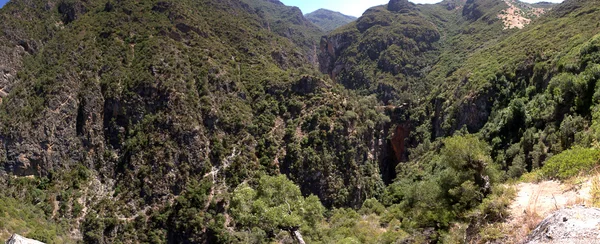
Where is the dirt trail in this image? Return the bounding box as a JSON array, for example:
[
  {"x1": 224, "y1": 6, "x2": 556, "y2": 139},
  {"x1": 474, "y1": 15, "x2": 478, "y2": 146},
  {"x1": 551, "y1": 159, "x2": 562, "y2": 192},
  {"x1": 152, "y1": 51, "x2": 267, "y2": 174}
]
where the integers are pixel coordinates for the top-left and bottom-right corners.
[
  {"x1": 498, "y1": 0, "x2": 531, "y2": 29},
  {"x1": 511, "y1": 180, "x2": 592, "y2": 217},
  {"x1": 504, "y1": 178, "x2": 593, "y2": 243},
  {"x1": 498, "y1": 0, "x2": 547, "y2": 29}
]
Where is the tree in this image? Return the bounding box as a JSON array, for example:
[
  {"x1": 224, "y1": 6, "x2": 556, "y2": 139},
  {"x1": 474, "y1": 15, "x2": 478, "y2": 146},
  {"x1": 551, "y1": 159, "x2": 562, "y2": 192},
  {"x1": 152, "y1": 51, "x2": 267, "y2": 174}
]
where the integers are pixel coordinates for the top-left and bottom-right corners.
[
  {"x1": 230, "y1": 174, "x2": 324, "y2": 243},
  {"x1": 440, "y1": 134, "x2": 498, "y2": 208}
]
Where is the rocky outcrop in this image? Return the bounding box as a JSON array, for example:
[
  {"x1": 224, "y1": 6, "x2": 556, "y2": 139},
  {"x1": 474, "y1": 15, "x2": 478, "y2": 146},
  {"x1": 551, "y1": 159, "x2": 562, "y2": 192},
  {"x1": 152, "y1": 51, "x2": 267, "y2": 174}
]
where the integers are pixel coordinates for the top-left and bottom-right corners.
[
  {"x1": 2, "y1": 73, "x2": 87, "y2": 177},
  {"x1": 431, "y1": 87, "x2": 494, "y2": 138},
  {"x1": 525, "y1": 206, "x2": 600, "y2": 243},
  {"x1": 453, "y1": 90, "x2": 494, "y2": 133},
  {"x1": 5, "y1": 234, "x2": 45, "y2": 244},
  {"x1": 57, "y1": 1, "x2": 87, "y2": 24},
  {"x1": 291, "y1": 76, "x2": 330, "y2": 95},
  {"x1": 388, "y1": 0, "x2": 414, "y2": 12}
]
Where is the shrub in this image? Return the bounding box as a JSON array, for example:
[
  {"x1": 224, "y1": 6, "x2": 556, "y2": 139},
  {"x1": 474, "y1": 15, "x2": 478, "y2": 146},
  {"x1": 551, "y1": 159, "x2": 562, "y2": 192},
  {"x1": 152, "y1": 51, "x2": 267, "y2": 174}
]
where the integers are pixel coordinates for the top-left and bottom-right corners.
[{"x1": 538, "y1": 147, "x2": 600, "y2": 180}]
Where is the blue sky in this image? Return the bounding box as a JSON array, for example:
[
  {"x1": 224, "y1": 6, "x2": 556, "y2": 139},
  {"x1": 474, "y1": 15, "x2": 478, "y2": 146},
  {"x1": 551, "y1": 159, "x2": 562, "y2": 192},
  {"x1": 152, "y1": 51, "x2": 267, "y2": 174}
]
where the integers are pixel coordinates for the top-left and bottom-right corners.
[
  {"x1": 281, "y1": 0, "x2": 564, "y2": 17},
  {"x1": 0, "y1": 0, "x2": 8, "y2": 8}
]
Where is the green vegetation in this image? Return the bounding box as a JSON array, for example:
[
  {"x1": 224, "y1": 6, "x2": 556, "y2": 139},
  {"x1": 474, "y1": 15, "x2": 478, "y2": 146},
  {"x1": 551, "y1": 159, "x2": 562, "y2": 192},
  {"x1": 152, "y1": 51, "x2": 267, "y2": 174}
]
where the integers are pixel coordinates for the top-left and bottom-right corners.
[
  {"x1": 0, "y1": 197, "x2": 65, "y2": 243},
  {"x1": 1, "y1": 0, "x2": 600, "y2": 243},
  {"x1": 527, "y1": 147, "x2": 600, "y2": 180},
  {"x1": 381, "y1": 135, "x2": 501, "y2": 237},
  {"x1": 230, "y1": 175, "x2": 324, "y2": 242},
  {"x1": 318, "y1": 0, "x2": 600, "y2": 241},
  {"x1": 0, "y1": 166, "x2": 92, "y2": 243}
]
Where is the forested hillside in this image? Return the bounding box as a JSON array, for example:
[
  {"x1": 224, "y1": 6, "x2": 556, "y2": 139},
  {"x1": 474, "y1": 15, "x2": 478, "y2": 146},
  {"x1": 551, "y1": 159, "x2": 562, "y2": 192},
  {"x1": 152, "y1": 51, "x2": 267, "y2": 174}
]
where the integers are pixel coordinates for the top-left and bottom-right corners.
[{"x1": 1, "y1": 0, "x2": 600, "y2": 243}]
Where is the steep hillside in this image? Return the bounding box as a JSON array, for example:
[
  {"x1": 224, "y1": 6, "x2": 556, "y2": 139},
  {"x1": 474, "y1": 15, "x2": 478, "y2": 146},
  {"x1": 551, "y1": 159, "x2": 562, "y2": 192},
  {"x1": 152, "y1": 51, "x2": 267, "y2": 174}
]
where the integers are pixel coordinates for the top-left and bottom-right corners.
[
  {"x1": 305, "y1": 9, "x2": 357, "y2": 32},
  {"x1": 0, "y1": 0, "x2": 390, "y2": 242},
  {"x1": 319, "y1": 0, "x2": 514, "y2": 133},
  {"x1": 240, "y1": 0, "x2": 325, "y2": 65},
  {"x1": 318, "y1": 0, "x2": 600, "y2": 241}
]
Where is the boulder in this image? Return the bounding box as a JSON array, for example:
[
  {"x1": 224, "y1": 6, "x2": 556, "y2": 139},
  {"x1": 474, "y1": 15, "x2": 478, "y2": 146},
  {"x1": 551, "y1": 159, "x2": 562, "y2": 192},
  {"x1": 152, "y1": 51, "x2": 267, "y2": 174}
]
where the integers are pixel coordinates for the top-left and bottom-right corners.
[
  {"x1": 525, "y1": 206, "x2": 600, "y2": 243},
  {"x1": 5, "y1": 234, "x2": 45, "y2": 244}
]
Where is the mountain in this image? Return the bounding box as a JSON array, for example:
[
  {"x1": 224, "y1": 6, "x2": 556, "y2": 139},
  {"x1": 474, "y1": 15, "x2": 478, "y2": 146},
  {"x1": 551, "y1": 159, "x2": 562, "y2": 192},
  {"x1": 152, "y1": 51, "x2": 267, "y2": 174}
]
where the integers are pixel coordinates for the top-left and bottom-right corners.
[
  {"x1": 0, "y1": 0, "x2": 389, "y2": 242},
  {"x1": 240, "y1": 0, "x2": 325, "y2": 65},
  {"x1": 319, "y1": 0, "x2": 600, "y2": 240},
  {"x1": 1, "y1": 0, "x2": 600, "y2": 243},
  {"x1": 305, "y1": 8, "x2": 357, "y2": 32}
]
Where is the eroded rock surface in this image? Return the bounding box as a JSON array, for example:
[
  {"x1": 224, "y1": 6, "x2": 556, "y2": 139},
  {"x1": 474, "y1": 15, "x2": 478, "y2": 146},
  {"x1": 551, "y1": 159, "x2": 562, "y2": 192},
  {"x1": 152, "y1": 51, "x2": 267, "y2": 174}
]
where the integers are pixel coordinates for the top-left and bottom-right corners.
[
  {"x1": 5, "y1": 234, "x2": 45, "y2": 244},
  {"x1": 525, "y1": 206, "x2": 600, "y2": 244}
]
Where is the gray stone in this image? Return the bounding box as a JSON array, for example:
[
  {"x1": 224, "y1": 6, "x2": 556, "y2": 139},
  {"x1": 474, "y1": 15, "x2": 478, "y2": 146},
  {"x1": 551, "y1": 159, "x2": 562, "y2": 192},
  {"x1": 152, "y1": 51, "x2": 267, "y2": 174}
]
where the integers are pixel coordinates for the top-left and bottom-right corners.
[
  {"x1": 525, "y1": 206, "x2": 600, "y2": 244},
  {"x1": 5, "y1": 234, "x2": 45, "y2": 244}
]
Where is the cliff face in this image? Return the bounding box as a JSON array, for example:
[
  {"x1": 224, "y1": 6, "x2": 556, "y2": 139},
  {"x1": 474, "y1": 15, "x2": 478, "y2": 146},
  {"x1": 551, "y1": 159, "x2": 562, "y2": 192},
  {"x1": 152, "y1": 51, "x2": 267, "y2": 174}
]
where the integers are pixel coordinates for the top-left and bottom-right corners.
[
  {"x1": 318, "y1": 32, "x2": 357, "y2": 81},
  {"x1": 0, "y1": 0, "x2": 62, "y2": 176},
  {"x1": 0, "y1": 0, "x2": 59, "y2": 104}
]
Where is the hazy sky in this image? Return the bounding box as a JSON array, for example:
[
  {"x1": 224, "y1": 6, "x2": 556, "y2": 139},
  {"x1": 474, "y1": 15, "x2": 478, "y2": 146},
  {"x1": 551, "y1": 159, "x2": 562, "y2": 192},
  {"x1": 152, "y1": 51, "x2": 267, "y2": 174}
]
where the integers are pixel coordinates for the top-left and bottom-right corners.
[{"x1": 281, "y1": 0, "x2": 564, "y2": 17}]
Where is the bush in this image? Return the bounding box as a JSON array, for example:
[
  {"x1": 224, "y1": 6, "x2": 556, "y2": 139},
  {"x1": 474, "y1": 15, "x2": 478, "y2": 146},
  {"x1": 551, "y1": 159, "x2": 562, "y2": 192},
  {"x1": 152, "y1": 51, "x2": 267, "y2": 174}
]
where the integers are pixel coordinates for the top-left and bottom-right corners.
[
  {"x1": 538, "y1": 147, "x2": 600, "y2": 180},
  {"x1": 359, "y1": 198, "x2": 385, "y2": 215}
]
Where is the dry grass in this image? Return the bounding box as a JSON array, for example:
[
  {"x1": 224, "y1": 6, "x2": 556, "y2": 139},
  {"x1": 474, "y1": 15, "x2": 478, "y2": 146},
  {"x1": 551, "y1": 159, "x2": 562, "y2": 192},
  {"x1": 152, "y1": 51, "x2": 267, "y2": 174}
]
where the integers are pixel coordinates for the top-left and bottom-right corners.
[
  {"x1": 523, "y1": 209, "x2": 543, "y2": 236},
  {"x1": 590, "y1": 173, "x2": 600, "y2": 207},
  {"x1": 498, "y1": 199, "x2": 543, "y2": 244},
  {"x1": 495, "y1": 175, "x2": 596, "y2": 243}
]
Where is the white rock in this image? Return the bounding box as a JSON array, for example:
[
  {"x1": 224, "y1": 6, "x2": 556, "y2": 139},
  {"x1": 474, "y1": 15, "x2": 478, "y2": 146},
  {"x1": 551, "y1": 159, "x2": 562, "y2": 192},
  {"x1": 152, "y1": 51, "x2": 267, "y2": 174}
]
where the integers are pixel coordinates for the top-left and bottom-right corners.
[{"x1": 5, "y1": 234, "x2": 45, "y2": 244}]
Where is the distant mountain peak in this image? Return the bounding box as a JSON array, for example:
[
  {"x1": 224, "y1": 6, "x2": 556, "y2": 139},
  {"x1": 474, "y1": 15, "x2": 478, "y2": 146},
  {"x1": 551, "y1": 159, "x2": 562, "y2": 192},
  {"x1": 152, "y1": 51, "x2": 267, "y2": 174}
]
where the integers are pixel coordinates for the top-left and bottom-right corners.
[{"x1": 306, "y1": 8, "x2": 357, "y2": 32}]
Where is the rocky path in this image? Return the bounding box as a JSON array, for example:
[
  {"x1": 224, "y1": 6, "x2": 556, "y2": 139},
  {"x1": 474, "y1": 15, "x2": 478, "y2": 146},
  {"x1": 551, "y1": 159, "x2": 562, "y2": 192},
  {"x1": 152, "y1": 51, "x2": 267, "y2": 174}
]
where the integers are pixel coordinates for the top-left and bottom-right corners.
[
  {"x1": 511, "y1": 180, "x2": 591, "y2": 218},
  {"x1": 502, "y1": 178, "x2": 594, "y2": 243}
]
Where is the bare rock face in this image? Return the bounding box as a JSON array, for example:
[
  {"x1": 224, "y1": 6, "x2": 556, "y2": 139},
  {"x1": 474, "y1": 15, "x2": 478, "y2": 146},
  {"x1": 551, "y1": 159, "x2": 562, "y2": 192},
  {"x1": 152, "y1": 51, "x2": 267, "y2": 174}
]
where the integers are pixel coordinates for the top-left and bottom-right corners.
[
  {"x1": 318, "y1": 33, "x2": 356, "y2": 81},
  {"x1": 525, "y1": 206, "x2": 600, "y2": 243},
  {"x1": 5, "y1": 234, "x2": 45, "y2": 244}
]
